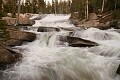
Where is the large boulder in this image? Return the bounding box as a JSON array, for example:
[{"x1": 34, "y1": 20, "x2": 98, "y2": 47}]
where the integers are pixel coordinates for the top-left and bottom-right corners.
[
  {"x1": 0, "y1": 46, "x2": 22, "y2": 70},
  {"x1": 2, "y1": 17, "x2": 17, "y2": 26},
  {"x1": 0, "y1": 47, "x2": 15, "y2": 64},
  {"x1": 110, "y1": 20, "x2": 120, "y2": 29},
  {"x1": 96, "y1": 22, "x2": 111, "y2": 30},
  {"x1": 67, "y1": 36, "x2": 98, "y2": 47},
  {"x1": 60, "y1": 27, "x2": 81, "y2": 31},
  {"x1": 17, "y1": 13, "x2": 34, "y2": 25},
  {"x1": 5, "y1": 29, "x2": 36, "y2": 46},
  {"x1": 88, "y1": 13, "x2": 98, "y2": 20},
  {"x1": 37, "y1": 27, "x2": 60, "y2": 32}
]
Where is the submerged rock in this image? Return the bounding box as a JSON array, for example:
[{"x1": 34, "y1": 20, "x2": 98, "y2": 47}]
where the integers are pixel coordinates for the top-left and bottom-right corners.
[
  {"x1": 37, "y1": 27, "x2": 60, "y2": 32},
  {"x1": 110, "y1": 20, "x2": 120, "y2": 29},
  {"x1": 60, "y1": 27, "x2": 81, "y2": 31},
  {"x1": 67, "y1": 36, "x2": 98, "y2": 47}
]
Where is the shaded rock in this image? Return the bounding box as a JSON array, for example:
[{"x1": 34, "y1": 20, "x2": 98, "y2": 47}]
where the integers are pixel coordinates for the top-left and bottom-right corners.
[
  {"x1": 96, "y1": 25, "x2": 111, "y2": 30},
  {"x1": 67, "y1": 36, "x2": 98, "y2": 47},
  {"x1": 117, "y1": 65, "x2": 120, "y2": 74},
  {"x1": 79, "y1": 20, "x2": 100, "y2": 28},
  {"x1": 1, "y1": 45, "x2": 22, "y2": 61},
  {"x1": 5, "y1": 29, "x2": 36, "y2": 46},
  {"x1": 110, "y1": 20, "x2": 120, "y2": 29},
  {"x1": 111, "y1": 29, "x2": 120, "y2": 33},
  {"x1": 60, "y1": 27, "x2": 81, "y2": 31},
  {"x1": 5, "y1": 39, "x2": 24, "y2": 46},
  {"x1": 8, "y1": 29, "x2": 36, "y2": 41},
  {"x1": 37, "y1": 27, "x2": 60, "y2": 32},
  {"x1": 0, "y1": 46, "x2": 22, "y2": 70},
  {"x1": 96, "y1": 22, "x2": 111, "y2": 30},
  {"x1": 0, "y1": 48, "x2": 15, "y2": 64}
]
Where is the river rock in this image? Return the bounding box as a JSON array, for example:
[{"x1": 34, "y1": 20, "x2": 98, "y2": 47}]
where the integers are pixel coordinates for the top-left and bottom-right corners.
[
  {"x1": 5, "y1": 29, "x2": 36, "y2": 46},
  {"x1": 60, "y1": 27, "x2": 81, "y2": 31},
  {"x1": 0, "y1": 48, "x2": 15, "y2": 64},
  {"x1": 67, "y1": 36, "x2": 98, "y2": 47},
  {"x1": 110, "y1": 20, "x2": 120, "y2": 29},
  {"x1": 88, "y1": 13, "x2": 98, "y2": 20},
  {"x1": 37, "y1": 27, "x2": 60, "y2": 32},
  {"x1": 0, "y1": 46, "x2": 22, "y2": 70},
  {"x1": 117, "y1": 65, "x2": 120, "y2": 74}
]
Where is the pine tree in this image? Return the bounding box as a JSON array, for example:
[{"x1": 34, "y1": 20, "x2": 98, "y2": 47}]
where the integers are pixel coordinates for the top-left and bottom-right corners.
[
  {"x1": 0, "y1": 0, "x2": 3, "y2": 18},
  {"x1": 38, "y1": 0, "x2": 46, "y2": 14},
  {"x1": 52, "y1": 0, "x2": 55, "y2": 14},
  {"x1": 46, "y1": 1, "x2": 52, "y2": 14},
  {"x1": 0, "y1": 20, "x2": 9, "y2": 44}
]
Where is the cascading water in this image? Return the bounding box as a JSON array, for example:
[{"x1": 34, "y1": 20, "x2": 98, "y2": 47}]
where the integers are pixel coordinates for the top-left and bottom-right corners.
[{"x1": 1, "y1": 14, "x2": 120, "y2": 80}]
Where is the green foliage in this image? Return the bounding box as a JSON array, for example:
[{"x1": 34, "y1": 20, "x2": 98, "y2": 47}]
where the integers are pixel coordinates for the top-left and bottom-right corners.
[
  {"x1": 1, "y1": 0, "x2": 120, "y2": 20},
  {"x1": 0, "y1": 0, "x2": 3, "y2": 18},
  {"x1": 113, "y1": 9, "x2": 120, "y2": 20},
  {"x1": 0, "y1": 20, "x2": 9, "y2": 43}
]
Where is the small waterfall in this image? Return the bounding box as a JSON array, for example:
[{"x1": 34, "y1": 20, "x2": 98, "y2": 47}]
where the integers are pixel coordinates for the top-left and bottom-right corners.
[
  {"x1": 32, "y1": 14, "x2": 75, "y2": 28},
  {"x1": 72, "y1": 28, "x2": 120, "y2": 41},
  {"x1": 1, "y1": 15, "x2": 120, "y2": 80}
]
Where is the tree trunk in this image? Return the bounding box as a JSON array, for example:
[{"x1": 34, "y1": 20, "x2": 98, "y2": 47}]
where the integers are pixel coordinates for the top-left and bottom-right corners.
[
  {"x1": 17, "y1": 0, "x2": 21, "y2": 24},
  {"x1": 86, "y1": 0, "x2": 89, "y2": 19},
  {"x1": 101, "y1": 0, "x2": 105, "y2": 13},
  {"x1": 114, "y1": 0, "x2": 117, "y2": 11}
]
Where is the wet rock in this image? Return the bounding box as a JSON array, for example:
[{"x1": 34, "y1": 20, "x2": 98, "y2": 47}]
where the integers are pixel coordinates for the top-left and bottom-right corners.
[
  {"x1": 96, "y1": 25, "x2": 111, "y2": 30},
  {"x1": 8, "y1": 29, "x2": 36, "y2": 41},
  {"x1": 0, "y1": 46, "x2": 22, "y2": 70},
  {"x1": 110, "y1": 20, "x2": 120, "y2": 29},
  {"x1": 67, "y1": 36, "x2": 98, "y2": 47},
  {"x1": 0, "y1": 48, "x2": 15, "y2": 64},
  {"x1": 5, "y1": 29, "x2": 36, "y2": 46},
  {"x1": 111, "y1": 29, "x2": 120, "y2": 33},
  {"x1": 96, "y1": 22, "x2": 111, "y2": 30},
  {"x1": 37, "y1": 27, "x2": 60, "y2": 32},
  {"x1": 1, "y1": 45, "x2": 22, "y2": 61},
  {"x1": 117, "y1": 65, "x2": 120, "y2": 74},
  {"x1": 60, "y1": 27, "x2": 81, "y2": 31},
  {"x1": 5, "y1": 39, "x2": 24, "y2": 46}
]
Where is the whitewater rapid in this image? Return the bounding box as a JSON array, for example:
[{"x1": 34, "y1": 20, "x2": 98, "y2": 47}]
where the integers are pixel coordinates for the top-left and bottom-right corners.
[
  {"x1": 32, "y1": 14, "x2": 75, "y2": 28},
  {"x1": 1, "y1": 14, "x2": 120, "y2": 80}
]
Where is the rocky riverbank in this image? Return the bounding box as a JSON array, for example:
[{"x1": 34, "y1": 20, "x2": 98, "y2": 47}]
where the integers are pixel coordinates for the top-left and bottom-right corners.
[
  {"x1": 0, "y1": 28, "x2": 36, "y2": 70},
  {"x1": 70, "y1": 12, "x2": 120, "y2": 30}
]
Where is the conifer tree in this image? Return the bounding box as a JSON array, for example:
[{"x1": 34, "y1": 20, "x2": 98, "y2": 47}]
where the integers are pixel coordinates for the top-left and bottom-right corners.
[{"x1": 0, "y1": 0, "x2": 3, "y2": 18}]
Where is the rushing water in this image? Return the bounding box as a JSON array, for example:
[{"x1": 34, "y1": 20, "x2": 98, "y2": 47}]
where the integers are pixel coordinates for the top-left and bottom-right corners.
[{"x1": 1, "y1": 15, "x2": 120, "y2": 80}]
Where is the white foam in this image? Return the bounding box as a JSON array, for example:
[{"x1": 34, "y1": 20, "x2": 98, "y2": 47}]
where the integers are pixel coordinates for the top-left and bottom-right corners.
[{"x1": 32, "y1": 14, "x2": 75, "y2": 28}]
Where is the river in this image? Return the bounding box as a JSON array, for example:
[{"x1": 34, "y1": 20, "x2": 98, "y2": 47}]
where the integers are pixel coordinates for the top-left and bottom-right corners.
[{"x1": 0, "y1": 14, "x2": 120, "y2": 80}]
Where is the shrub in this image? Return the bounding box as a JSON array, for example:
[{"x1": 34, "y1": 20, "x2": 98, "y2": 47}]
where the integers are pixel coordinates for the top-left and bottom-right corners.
[{"x1": 0, "y1": 20, "x2": 9, "y2": 44}]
